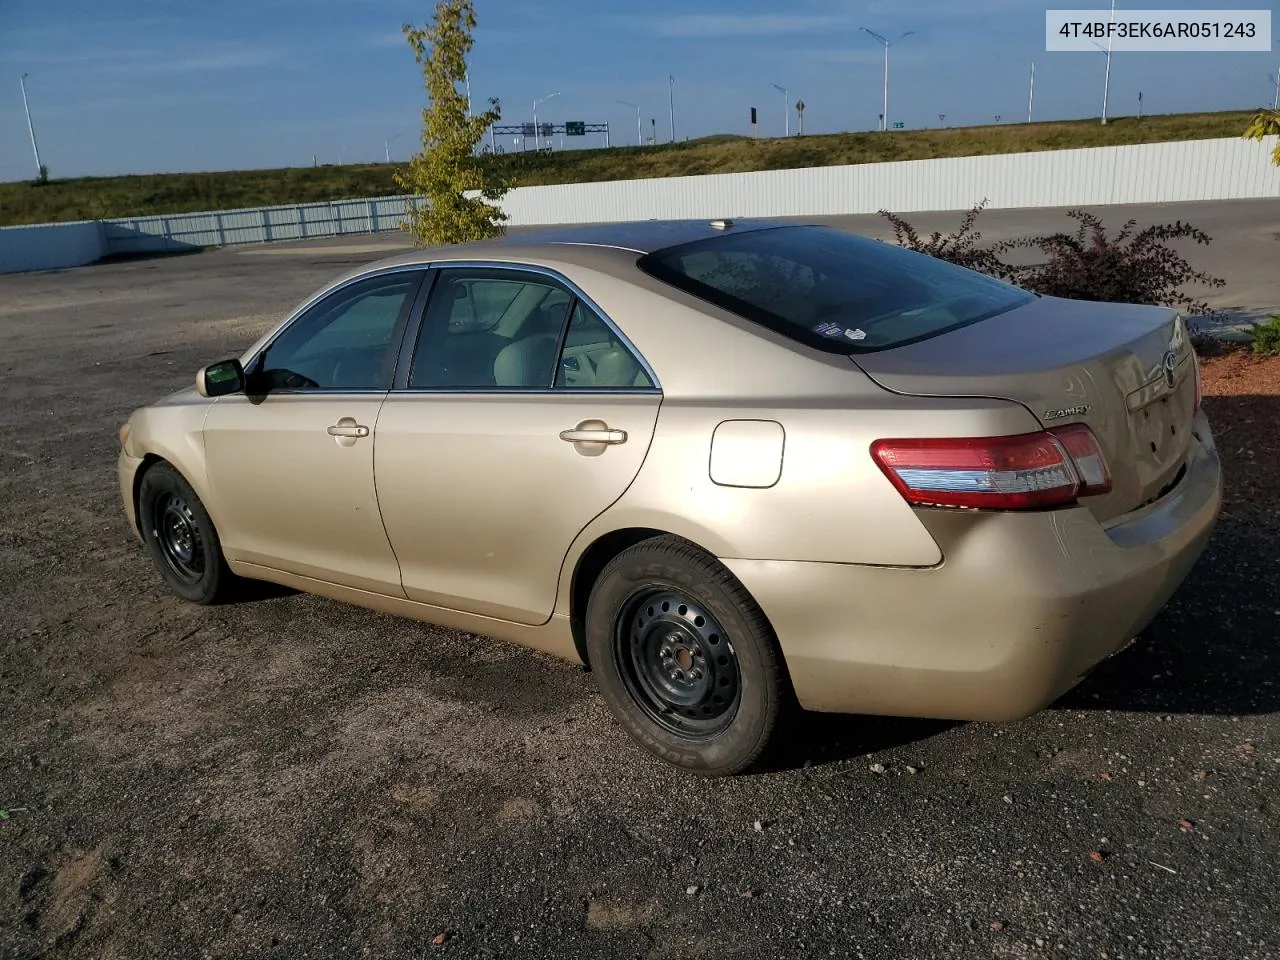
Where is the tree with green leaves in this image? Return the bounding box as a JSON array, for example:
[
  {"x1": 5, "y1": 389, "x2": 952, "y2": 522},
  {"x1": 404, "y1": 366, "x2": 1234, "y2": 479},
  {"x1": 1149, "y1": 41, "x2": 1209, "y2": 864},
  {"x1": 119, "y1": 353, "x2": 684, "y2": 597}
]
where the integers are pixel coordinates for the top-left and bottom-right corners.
[
  {"x1": 395, "y1": 1, "x2": 509, "y2": 246},
  {"x1": 1243, "y1": 108, "x2": 1280, "y2": 167}
]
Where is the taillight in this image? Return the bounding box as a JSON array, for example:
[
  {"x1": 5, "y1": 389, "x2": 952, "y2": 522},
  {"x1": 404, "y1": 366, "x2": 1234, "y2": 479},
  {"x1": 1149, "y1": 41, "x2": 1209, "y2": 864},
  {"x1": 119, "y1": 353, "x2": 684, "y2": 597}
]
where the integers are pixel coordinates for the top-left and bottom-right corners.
[
  {"x1": 1050, "y1": 423, "x2": 1112, "y2": 496},
  {"x1": 871, "y1": 426, "x2": 1112, "y2": 511}
]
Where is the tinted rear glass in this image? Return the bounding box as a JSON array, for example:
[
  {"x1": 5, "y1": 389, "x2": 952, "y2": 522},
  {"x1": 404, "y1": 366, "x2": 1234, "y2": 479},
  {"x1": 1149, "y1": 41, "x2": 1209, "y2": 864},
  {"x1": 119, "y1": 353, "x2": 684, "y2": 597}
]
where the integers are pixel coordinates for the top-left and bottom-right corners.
[{"x1": 637, "y1": 225, "x2": 1034, "y2": 352}]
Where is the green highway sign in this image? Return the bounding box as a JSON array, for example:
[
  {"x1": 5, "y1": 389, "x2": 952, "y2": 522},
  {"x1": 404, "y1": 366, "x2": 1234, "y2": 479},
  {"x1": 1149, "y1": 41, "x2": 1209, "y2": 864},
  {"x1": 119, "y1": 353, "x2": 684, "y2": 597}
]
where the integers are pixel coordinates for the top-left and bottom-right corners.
[
  {"x1": 565, "y1": 121, "x2": 586, "y2": 136},
  {"x1": 892, "y1": 121, "x2": 905, "y2": 129}
]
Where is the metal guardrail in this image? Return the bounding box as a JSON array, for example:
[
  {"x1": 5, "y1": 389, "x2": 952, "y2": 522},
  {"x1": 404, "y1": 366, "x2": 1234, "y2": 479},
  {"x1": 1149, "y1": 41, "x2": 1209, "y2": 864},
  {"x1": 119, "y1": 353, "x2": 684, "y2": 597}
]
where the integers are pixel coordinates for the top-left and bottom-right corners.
[{"x1": 102, "y1": 195, "x2": 421, "y2": 254}]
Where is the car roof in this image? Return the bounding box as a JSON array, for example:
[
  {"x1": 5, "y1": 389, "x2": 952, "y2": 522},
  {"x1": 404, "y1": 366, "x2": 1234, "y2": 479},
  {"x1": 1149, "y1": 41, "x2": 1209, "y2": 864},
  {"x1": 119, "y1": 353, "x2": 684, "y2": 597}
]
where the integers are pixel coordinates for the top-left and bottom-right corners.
[
  {"x1": 495, "y1": 218, "x2": 792, "y2": 253},
  {"x1": 358, "y1": 218, "x2": 799, "y2": 277}
]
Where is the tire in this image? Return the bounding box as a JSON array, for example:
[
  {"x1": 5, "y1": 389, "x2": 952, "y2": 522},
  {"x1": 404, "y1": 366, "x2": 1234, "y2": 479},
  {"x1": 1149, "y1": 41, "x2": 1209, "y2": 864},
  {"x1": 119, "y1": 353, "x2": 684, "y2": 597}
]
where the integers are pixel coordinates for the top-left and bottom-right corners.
[
  {"x1": 137, "y1": 462, "x2": 236, "y2": 605},
  {"x1": 585, "y1": 535, "x2": 789, "y2": 776}
]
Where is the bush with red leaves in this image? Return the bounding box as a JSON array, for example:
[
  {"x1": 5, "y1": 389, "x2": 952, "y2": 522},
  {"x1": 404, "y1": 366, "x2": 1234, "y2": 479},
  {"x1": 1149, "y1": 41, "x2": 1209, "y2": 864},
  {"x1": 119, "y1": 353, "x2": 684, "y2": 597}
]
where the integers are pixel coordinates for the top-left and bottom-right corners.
[{"x1": 878, "y1": 201, "x2": 1226, "y2": 316}]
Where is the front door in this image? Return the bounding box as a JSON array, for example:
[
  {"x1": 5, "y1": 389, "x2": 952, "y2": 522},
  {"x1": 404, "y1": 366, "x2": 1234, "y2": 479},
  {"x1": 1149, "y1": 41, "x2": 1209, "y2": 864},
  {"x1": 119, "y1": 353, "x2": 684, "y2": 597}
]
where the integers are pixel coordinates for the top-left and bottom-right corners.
[
  {"x1": 204, "y1": 269, "x2": 426, "y2": 595},
  {"x1": 374, "y1": 268, "x2": 663, "y2": 625}
]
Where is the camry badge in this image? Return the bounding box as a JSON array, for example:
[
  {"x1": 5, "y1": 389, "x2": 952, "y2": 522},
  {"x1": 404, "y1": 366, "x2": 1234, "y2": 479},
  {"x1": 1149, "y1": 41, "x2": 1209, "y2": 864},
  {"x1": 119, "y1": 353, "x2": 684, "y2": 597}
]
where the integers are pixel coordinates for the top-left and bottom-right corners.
[
  {"x1": 1043, "y1": 404, "x2": 1090, "y2": 421},
  {"x1": 1161, "y1": 350, "x2": 1177, "y2": 390}
]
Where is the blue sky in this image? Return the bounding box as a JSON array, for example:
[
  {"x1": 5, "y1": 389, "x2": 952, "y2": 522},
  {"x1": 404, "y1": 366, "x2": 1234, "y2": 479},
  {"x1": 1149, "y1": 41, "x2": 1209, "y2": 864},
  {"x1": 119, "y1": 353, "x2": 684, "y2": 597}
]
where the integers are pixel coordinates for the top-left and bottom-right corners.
[{"x1": 0, "y1": 0, "x2": 1275, "y2": 181}]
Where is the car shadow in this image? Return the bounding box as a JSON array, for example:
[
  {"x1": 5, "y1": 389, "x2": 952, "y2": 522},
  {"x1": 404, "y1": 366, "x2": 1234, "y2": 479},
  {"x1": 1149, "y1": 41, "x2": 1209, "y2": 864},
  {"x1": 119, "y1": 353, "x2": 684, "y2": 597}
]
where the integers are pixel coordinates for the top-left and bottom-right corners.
[
  {"x1": 763, "y1": 712, "x2": 962, "y2": 772},
  {"x1": 217, "y1": 579, "x2": 299, "y2": 605}
]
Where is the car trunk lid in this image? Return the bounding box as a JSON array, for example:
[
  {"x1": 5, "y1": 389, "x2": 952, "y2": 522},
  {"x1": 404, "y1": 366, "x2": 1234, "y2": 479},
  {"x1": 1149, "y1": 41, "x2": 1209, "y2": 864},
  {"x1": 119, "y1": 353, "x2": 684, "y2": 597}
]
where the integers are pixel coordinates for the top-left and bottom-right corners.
[{"x1": 852, "y1": 296, "x2": 1197, "y2": 523}]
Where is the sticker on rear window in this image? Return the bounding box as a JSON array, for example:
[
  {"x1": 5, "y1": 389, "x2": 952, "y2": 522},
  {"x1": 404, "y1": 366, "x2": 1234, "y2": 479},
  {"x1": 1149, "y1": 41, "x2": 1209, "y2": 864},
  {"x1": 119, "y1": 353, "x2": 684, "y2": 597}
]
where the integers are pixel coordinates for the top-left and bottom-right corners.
[{"x1": 813, "y1": 321, "x2": 867, "y2": 341}]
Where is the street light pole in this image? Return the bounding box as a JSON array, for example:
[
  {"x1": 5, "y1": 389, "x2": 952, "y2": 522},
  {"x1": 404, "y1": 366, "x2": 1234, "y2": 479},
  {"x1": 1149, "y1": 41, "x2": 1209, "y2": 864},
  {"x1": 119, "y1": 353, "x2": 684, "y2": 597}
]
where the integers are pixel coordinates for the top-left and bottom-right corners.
[
  {"x1": 1027, "y1": 60, "x2": 1035, "y2": 123},
  {"x1": 668, "y1": 75, "x2": 676, "y2": 143},
  {"x1": 1271, "y1": 67, "x2": 1280, "y2": 110},
  {"x1": 19, "y1": 73, "x2": 44, "y2": 177},
  {"x1": 860, "y1": 28, "x2": 914, "y2": 131},
  {"x1": 533, "y1": 91, "x2": 560, "y2": 150},
  {"x1": 770, "y1": 83, "x2": 789, "y2": 136},
  {"x1": 617, "y1": 100, "x2": 642, "y2": 146},
  {"x1": 1100, "y1": 0, "x2": 1115, "y2": 124}
]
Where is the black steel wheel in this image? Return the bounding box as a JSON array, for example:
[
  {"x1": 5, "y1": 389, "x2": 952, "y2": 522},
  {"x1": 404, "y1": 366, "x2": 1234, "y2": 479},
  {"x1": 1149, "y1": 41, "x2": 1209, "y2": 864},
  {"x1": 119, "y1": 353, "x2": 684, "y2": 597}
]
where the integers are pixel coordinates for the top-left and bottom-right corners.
[
  {"x1": 586, "y1": 535, "x2": 790, "y2": 776},
  {"x1": 151, "y1": 490, "x2": 205, "y2": 584},
  {"x1": 137, "y1": 462, "x2": 236, "y2": 605},
  {"x1": 615, "y1": 589, "x2": 742, "y2": 738}
]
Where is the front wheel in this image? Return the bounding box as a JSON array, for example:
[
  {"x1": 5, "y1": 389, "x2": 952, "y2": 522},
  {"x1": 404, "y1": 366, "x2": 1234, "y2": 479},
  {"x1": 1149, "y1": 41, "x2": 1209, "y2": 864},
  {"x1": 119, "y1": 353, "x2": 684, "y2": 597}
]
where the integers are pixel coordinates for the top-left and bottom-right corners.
[
  {"x1": 585, "y1": 536, "x2": 789, "y2": 776},
  {"x1": 137, "y1": 462, "x2": 237, "y2": 605}
]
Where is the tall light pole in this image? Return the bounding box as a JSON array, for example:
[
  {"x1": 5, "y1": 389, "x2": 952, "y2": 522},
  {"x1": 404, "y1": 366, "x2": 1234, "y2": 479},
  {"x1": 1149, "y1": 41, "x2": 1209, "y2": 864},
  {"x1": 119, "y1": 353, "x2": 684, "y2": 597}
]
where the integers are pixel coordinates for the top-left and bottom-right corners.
[
  {"x1": 668, "y1": 75, "x2": 676, "y2": 143},
  {"x1": 533, "y1": 91, "x2": 560, "y2": 150},
  {"x1": 19, "y1": 73, "x2": 44, "y2": 177},
  {"x1": 1024, "y1": 59, "x2": 1035, "y2": 123},
  {"x1": 770, "y1": 83, "x2": 789, "y2": 136},
  {"x1": 384, "y1": 133, "x2": 404, "y2": 163},
  {"x1": 617, "y1": 100, "x2": 642, "y2": 146},
  {"x1": 860, "y1": 27, "x2": 914, "y2": 131},
  {"x1": 1270, "y1": 68, "x2": 1279, "y2": 111},
  {"x1": 1095, "y1": 0, "x2": 1116, "y2": 124}
]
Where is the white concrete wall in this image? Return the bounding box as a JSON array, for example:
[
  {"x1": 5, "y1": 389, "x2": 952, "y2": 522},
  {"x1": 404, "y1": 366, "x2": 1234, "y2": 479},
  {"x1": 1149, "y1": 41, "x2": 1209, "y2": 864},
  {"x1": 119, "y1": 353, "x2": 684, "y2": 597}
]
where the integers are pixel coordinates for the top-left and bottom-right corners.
[
  {"x1": 497, "y1": 135, "x2": 1280, "y2": 224},
  {"x1": 2, "y1": 135, "x2": 1277, "y2": 274},
  {"x1": 0, "y1": 220, "x2": 105, "y2": 273}
]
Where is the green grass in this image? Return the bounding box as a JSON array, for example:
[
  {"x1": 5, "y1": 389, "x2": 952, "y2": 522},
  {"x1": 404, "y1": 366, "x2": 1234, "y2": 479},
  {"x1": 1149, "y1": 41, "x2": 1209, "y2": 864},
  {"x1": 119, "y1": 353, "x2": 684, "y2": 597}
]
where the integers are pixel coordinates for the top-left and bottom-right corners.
[{"x1": 0, "y1": 110, "x2": 1258, "y2": 227}]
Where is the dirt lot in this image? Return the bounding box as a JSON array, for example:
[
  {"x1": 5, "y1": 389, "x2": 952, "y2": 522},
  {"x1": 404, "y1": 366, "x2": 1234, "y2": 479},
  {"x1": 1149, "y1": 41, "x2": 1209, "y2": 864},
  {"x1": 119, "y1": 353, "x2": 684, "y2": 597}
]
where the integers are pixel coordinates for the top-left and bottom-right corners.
[{"x1": 1, "y1": 241, "x2": 1278, "y2": 960}]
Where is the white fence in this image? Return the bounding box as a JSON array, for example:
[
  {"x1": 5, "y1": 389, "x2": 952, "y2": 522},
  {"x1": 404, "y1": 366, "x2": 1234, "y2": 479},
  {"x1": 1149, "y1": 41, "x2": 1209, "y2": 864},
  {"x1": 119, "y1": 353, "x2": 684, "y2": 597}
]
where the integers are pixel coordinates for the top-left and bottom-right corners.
[
  {"x1": 1, "y1": 135, "x2": 1277, "y2": 274},
  {"x1": 500, "y1": 135, "x2": 1280, "y2": 223}
]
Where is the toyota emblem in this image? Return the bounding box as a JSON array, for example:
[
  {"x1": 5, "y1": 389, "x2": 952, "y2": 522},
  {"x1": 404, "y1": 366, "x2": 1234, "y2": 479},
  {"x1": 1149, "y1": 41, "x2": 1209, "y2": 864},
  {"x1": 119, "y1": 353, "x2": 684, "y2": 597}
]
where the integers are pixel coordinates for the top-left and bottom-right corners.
[{"x1": 1161, "y1": 350, "x2": 1177, "y2": 390}]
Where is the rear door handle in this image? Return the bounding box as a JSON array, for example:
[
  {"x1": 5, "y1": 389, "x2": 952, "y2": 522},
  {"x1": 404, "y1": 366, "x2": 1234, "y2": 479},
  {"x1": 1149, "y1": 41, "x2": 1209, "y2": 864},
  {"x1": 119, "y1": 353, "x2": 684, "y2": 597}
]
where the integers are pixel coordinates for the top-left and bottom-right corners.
[
  {"x1": 327, "y1": 421, "x2": 370, "y2": 438},
  {"x1": 559, "y1": 427, "x2": 627, "y2": 445}
]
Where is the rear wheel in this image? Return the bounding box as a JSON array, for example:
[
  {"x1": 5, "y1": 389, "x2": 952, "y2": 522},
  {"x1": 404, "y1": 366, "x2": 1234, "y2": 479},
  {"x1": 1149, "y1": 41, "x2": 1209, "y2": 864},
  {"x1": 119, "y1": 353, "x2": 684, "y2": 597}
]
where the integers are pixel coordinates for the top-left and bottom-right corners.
[
  {"x1": 585, "y1": 536, "x2": 787, "y2": 776},
  {"x1": 137, "y1": 462, "x2": 236, "y2": 605}
]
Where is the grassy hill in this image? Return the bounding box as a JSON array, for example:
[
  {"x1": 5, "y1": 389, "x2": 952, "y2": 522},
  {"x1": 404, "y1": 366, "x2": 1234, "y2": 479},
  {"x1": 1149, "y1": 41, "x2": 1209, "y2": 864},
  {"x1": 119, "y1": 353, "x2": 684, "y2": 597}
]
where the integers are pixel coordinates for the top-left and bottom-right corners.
[{"x1": 0, "y1": 110, "x2": 1258, "y2": 227}]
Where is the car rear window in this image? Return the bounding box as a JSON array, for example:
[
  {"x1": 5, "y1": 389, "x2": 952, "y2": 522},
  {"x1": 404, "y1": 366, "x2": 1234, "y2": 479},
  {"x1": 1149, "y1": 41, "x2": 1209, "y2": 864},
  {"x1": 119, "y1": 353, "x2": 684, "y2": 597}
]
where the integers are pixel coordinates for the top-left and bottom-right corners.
[{"x1": 636, "y1": 224, "x2": 1035, "y2": 353}]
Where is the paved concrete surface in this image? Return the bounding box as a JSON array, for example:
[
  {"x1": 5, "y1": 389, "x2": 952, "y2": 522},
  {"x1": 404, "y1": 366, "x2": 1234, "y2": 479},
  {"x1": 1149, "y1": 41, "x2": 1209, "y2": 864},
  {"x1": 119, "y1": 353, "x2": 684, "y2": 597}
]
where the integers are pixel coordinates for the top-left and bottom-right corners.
[{"x1": 0, "y1": 207, "x2": 1278, "y2": 959}]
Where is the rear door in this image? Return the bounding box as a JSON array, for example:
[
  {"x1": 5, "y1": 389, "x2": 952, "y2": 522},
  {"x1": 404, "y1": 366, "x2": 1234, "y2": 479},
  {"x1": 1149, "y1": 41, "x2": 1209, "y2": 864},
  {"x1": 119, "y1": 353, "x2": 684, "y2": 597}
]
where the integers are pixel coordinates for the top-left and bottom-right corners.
[{"x1": 373, "y1": 266, "x2": 662, "y2": 625}]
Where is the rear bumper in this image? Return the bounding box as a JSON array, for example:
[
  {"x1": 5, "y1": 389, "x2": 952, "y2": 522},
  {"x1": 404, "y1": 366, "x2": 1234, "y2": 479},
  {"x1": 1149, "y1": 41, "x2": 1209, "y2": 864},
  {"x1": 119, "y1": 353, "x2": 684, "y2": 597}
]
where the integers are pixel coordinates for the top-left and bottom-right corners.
[{"x1": 723, "y1": 412, "x2": 1222, "y2": 722}]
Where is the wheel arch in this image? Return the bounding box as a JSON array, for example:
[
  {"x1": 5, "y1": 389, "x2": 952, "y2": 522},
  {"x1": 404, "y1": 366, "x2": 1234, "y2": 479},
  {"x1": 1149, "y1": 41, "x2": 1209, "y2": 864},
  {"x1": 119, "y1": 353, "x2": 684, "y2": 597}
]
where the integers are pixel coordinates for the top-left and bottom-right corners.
[
  {"x1": 131, "y1": 453, "x2": 168, "y2": 534},
  {"x1": 570, "y1": 527, "x2": 668, "y2": 668},
  {"x1": 567, "y1": 526, "x2": 781, "y2": 673}
]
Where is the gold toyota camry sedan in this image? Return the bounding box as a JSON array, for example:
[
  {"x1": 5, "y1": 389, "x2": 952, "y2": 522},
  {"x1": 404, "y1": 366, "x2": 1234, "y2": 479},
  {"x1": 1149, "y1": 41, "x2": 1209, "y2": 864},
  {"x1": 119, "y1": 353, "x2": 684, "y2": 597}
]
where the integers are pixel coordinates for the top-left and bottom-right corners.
[{"x1": 116, "y1": 219, "x2": 1222, "y2": 775}]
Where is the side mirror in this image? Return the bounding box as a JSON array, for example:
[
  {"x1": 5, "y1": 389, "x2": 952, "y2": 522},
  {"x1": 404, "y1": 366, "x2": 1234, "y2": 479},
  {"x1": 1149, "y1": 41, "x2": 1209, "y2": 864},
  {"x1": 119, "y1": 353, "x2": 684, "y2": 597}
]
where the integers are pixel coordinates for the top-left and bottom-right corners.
[{"x1": 195, "y1": 359, "x2": 245, "y2": 398}]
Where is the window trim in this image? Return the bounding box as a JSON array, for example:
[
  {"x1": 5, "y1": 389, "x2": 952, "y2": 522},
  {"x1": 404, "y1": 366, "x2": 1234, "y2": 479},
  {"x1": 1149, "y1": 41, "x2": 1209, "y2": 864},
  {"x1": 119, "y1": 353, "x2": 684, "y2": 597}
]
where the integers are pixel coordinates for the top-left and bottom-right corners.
[
  {"x1": 239, "y1": 266, "x2": 430, "y2": 396},
  {"x1": 392, "y1": 260, "x2": 662, "y2": 395}
]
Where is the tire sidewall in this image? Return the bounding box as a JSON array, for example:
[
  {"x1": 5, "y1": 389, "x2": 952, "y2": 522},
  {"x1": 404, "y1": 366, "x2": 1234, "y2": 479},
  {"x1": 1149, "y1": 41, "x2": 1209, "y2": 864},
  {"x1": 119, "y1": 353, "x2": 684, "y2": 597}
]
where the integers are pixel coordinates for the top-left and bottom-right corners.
[
  {"x1": 137, "y1": 464, "x2": 225, "y2": 605},
  {"x1": 585, "y1": 545, "x2": 777, "y2": 775}
]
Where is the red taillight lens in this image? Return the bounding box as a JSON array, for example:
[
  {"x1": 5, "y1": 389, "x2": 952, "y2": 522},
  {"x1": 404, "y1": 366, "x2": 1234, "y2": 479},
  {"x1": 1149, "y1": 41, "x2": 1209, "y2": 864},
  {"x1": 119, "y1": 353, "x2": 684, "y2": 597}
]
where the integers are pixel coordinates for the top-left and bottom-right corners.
[
  {"x1": 1049, "y1": 423, "x2": 1112, "y2": 496},
  {"x1": 871, "y1": 426, "x2": 1111, "y2": 510}
]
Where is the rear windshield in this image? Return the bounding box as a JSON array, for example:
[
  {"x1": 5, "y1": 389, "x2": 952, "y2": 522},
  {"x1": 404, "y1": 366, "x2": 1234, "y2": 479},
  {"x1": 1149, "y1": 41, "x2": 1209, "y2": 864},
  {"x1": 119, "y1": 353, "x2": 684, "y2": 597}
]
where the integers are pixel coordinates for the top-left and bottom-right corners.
[{"x1": 636, "y1": 224, "x2": 1034, "y2": 353}]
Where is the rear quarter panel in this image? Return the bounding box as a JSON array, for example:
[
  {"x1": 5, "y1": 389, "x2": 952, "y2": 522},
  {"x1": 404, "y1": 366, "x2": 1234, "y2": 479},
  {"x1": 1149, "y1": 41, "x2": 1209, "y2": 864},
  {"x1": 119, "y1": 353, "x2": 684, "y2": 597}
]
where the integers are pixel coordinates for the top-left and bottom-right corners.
[{"x1": 573, "y1": 394, "x2": 1043, "y2": 570}]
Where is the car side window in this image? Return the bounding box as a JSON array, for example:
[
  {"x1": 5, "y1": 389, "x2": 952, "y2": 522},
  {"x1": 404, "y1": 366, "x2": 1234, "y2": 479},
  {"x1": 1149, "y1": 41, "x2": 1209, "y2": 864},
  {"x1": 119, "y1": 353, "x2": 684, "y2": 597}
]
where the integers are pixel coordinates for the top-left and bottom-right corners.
[
  {"x1": 409, "y1": 269, "x2": 573, "y2": 389},
  {"x1": 556, "y1": 302, "x2": 654, "y2": 390},
  {"x1": 253, "y1": 272, "x2": 421, "y2": 391}
]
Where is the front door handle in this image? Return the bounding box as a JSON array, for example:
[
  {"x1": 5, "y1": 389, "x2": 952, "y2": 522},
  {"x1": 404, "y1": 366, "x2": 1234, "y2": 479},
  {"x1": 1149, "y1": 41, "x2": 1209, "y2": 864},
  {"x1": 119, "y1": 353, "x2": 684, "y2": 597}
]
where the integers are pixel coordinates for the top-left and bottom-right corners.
[
  {"x1": 327, "y1": 423, "x2": 370, "y2": 438},
  {"x1": 560, "y1": 425, "x2": 627, "y2": 445}
]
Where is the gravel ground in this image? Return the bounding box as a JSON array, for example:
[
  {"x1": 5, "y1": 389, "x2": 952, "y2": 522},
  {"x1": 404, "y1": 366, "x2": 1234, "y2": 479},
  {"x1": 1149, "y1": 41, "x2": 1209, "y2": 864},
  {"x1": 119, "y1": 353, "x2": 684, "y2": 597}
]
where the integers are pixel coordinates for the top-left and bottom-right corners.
[{"x1": 1, "y1": 244, "x2": 1278, "y2": 960}]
